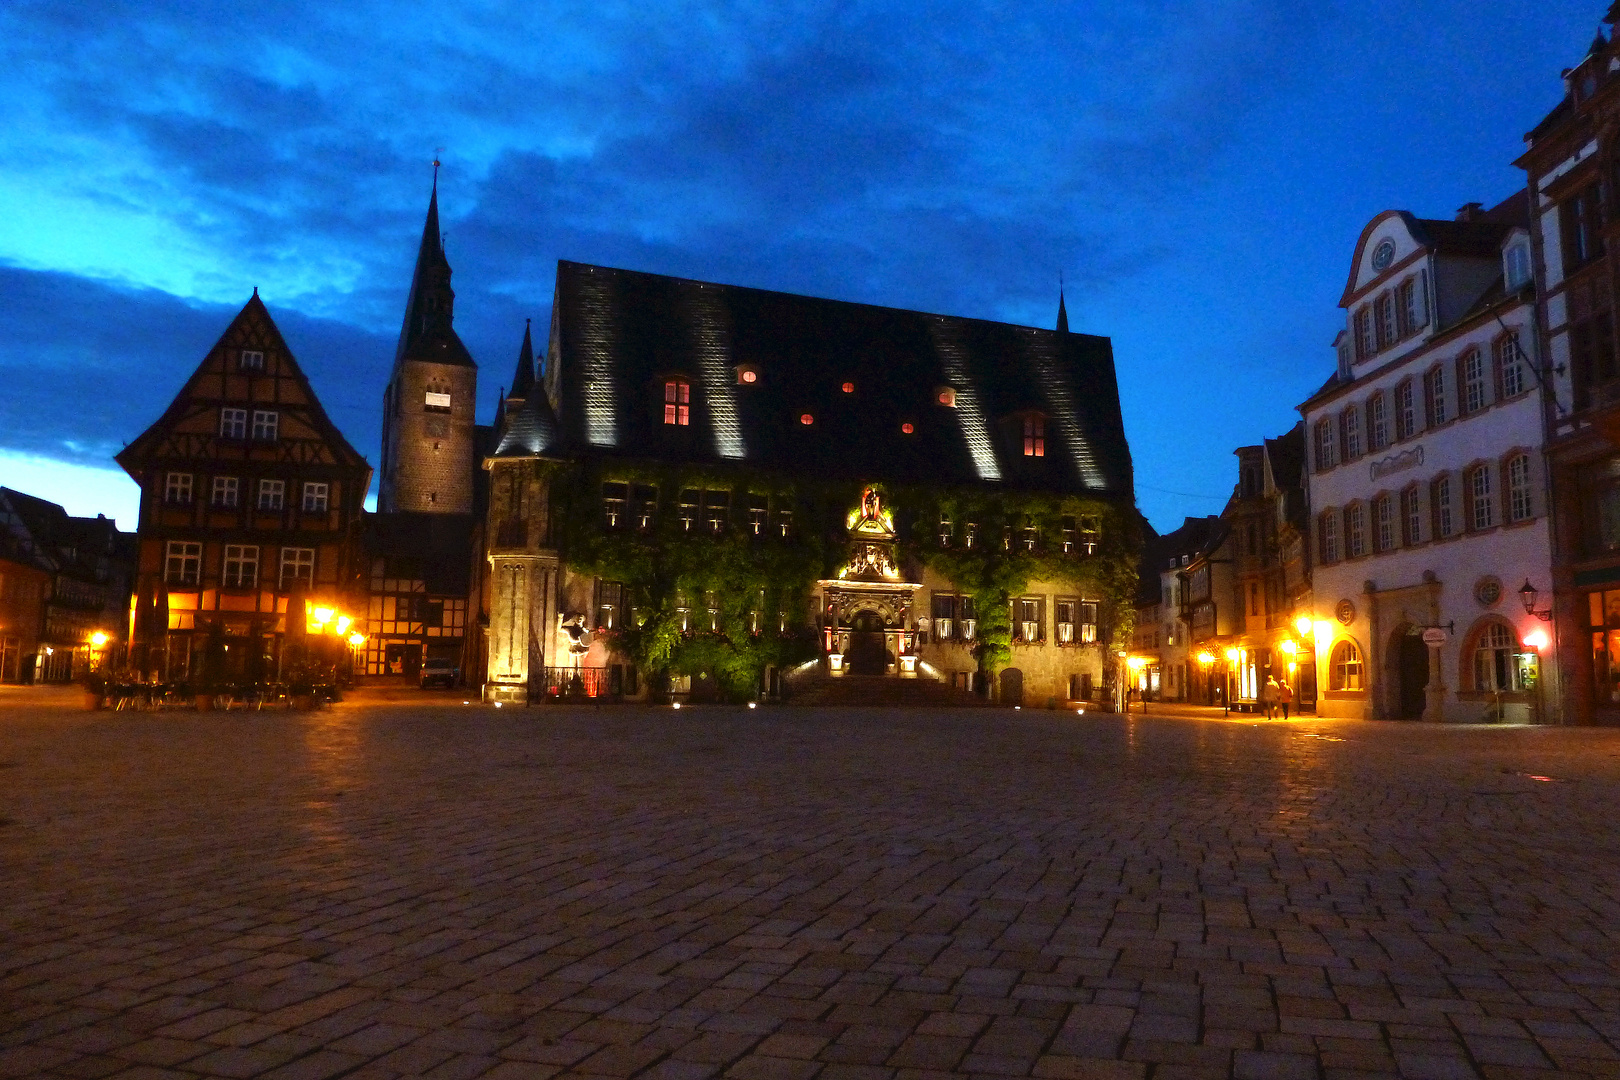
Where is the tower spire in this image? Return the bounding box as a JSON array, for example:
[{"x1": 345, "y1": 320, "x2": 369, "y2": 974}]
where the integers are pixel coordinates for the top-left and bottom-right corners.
[
  {"x1": 510, "y1": 319, "x2": 536, "y2": 401},
  {"x1": 395, "y1": 164, "x2": 456, "y2": 366},
  {"x1": 1056, "y1": 273, "x2": 1069, "y2": 334}
]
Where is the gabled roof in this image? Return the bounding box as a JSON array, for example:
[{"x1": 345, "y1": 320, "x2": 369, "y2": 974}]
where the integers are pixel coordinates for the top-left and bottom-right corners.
[
  {"x1": 1340, "y1": 192, "x2": 1527, "y2": 307},
  {"x1": 116, "y1": 292, "x2": 369, "y2": 478},
  {"x1": 531, "y1": 261, "x2": 1134, "y2": 495}
]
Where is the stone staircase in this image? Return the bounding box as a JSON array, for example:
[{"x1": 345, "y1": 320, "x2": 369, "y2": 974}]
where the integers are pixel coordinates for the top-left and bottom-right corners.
[{"x1": 783, "y1": 672, "x2": 990, "y2": 708}]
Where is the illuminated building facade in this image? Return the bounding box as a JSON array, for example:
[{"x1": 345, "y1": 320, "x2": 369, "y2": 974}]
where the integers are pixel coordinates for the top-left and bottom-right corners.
[
  {"x1": 117, "y1": 294, "x2": 372, "y2": 679},
  {"x1": 481, "y1": 264, "x2": 1141, "y2": 705}
]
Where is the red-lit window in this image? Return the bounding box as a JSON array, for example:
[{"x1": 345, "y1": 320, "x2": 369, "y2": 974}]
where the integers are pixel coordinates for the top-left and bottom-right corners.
[
  {"x1": 841, "y1": 381, "x2": 855, "y2": 394},
  {"x1": 901, "y1": 422, "x2": 914, "y2": 434},
  {"x1": 1023, "y1": 415, "x2": 1045, "y2": 457},
  {"x1": 663, "y1": 379, "x2": 690, "y2": 426},
  {"x1": 800, "y1": 413, "x2": 814, "y2": 426}
]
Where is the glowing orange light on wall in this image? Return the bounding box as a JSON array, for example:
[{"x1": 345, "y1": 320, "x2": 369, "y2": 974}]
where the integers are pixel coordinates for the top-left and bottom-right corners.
[{"x1": 1524, "y1": 629, "x2": 1549, "y2": 651}]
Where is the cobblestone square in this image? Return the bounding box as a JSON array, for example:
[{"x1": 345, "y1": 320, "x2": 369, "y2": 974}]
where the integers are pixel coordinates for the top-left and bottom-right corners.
[{"x1": 5, "y1": 697, "x2": 1620, "y2": 1079}]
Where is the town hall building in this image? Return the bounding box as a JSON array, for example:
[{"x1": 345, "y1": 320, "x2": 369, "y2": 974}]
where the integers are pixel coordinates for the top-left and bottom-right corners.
[{"x1": 478, "y1": 261, "x2": 1142, "y2": 705}]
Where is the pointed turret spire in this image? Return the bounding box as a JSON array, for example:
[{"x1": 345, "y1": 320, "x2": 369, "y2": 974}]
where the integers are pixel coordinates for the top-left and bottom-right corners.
[
  {"x1": 510, "y1": 319, "x2": 536, "y2": 401},
  {"x1": 393, "y1": 167, "x2": 471, "y2": 369},
  {"x1": 1056, "y1": 276, "x2": 1069, "y2": 334}
]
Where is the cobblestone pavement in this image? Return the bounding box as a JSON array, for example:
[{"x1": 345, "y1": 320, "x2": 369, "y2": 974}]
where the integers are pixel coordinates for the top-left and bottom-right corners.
[{"x1": 5, "y1": 702, "x2": 1620, "y2": 1080}]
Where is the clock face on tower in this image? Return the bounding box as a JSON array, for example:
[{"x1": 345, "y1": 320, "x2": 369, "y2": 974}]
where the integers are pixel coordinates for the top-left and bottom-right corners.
[{"x1": 1371, "y1": 239, "x2": 1396, "y2": 272}]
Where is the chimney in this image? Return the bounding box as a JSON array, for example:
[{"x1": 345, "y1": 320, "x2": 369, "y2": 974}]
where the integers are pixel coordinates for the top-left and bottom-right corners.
[{"x1": 1456, "y1": 202, "x2": 1483, "y2": 222}]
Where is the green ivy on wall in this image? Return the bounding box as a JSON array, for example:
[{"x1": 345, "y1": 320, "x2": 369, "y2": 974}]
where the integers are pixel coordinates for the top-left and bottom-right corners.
[
  {"x1": 544, "y1": 462, "x2": 1142, "y2": 698},
  {"x1": 892, "y1": 488, "x2": 1142, "y2": 672},
  {"x1": 550, "y1": 461, "x2": 834, "y2": 700}
]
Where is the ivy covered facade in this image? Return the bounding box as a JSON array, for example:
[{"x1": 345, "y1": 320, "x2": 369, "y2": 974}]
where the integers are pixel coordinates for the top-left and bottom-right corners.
[{"x1": 480, "y1": 262, "x2": 1141, "y2": 705}]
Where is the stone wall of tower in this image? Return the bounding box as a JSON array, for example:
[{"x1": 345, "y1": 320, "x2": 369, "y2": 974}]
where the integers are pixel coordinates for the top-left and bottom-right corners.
[
  {"x1": 381, "y1": 361, "x2": 478, "y2": 513},
  {"x1": 483, "y1": 457, "x2": 558, "y2": 702}
]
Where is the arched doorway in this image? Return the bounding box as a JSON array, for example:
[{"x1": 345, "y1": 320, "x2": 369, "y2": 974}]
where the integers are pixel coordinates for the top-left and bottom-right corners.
[
  {"x1": 1000, "y1": 667, "x2": 1024, "y2": 706},
  {"x1": 847, "y1": 611, "x2": 887, "y2": 675},
  {"x1": 1389, "y1": 627, "x2": 1428, "y2": 720}
]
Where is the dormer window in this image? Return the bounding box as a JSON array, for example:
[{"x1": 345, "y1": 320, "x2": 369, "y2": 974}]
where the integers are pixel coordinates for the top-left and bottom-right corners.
[
  {"x1": 239, "y1": 350, "x2": 264, "y2": 371},
  {"x1": 663, "y1": 378, "x2": 691, "y2": 426},
  {"x1": 1505, "y1": 242, "x2": 1531, "y2": 290},
  {"x1": 735, "y1": 365, "x2": 759, "y2": 385},
  {"x1": 1022, "y1": 415, "x2": 1046, "y2": 457},
  {"x1": 935, "y1": 386, "x2": 957, "y2": 407}
]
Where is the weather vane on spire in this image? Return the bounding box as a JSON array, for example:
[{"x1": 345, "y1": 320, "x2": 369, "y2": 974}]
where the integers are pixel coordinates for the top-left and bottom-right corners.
[{"x1": 432, "y1": 148, "x2": 444, "y2": 181}]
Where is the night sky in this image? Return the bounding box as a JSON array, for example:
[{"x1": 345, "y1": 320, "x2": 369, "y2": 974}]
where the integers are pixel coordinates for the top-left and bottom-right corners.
[{"x1": 0, "y1": 0, "x2": 1603, "y2": 531}]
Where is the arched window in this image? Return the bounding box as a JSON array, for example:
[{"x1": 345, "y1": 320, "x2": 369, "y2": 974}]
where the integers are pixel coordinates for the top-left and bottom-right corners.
[
  {"x1": 663, "y1": 378, "x2": 691, "y2": 426},
  {"x1": 1460, "y1": 348, "x2": 1488, "y2": 415},
  {"x1": 1469, "y1": 463, "x2": 1495, "y2": 530},
  {"x1": 1345, "y1": 502, "x2": 1367, "y2": 558},
  {"x1": 1342, "y1": 407, "x2": 1362, "y2": 459},
  {"x1": 1425, "y1": 366, "x2": 1449, "y2": 427},
  {"x1": 1374, "y1": 493, "x2": 1395, "y2": 552},
  {"x1": 1374, "y1": 292, "x2": 1397, "y2": 349},
  {"x1": 1314, "y1": 418, "x2": 1337, "y2": 471},
  {"x1": 1401, "y1": 485, "x2": 1423, "y2": 546},
  {"x1": 1433, "y1": 474, "x2": 1455, "y2": 538},
  {"x1": 1496, "y1": 333, "x2": 1526, "y2": 398},
  {"x1": 1472, "y1": 622, "x2": 1522, "y2": 692},
  {"x1": 1507, "y1": 453, "x2": 1533, "y2": 522},
  {"x1": 1354, "y1": 305, "x2": 1374, "y2": 361},
  {"x1": 1394, "y1": 379, "x2": 1416, "y2": 440},
  {"x1": 1367, "y1": 392, "x2": 1388, "y2": 452},
  {"x1": 1318, "y1": 510, "x2": 1339, "y2": 564},
  {"x1": 1330, "y1": 641, "x2": 1364, "y2": 691}
]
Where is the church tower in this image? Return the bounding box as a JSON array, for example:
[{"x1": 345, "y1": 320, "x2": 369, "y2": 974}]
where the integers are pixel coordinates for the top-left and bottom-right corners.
[{"x1": 379, "y1": 174, "x2": 479, "y2": 513}]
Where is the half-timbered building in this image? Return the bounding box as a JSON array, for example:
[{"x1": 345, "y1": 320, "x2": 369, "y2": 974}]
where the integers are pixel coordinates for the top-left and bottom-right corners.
[{"x1": 117, "y1": 293, "x2": 372, "y2": 678}]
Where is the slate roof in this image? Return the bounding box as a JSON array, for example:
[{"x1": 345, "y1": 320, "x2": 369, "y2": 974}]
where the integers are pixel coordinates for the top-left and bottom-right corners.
[
  {"x1": 0, "y1": 487, "x2": 134, "y2": 581},
  {"x1": 527, "y1": 261, "x2": 1134, "y2": 495},
  {"x1": 493, "y1": 379, "x2": 561, "y2": 457},
  {"x1": 510, "y1": 320, "x2": 536, "y2": 401},
  {"x1": 394, "y1": 181, "x2": 476, "y2": 372},
  {"x1": 1403, "y1": 191, "x2": 1528, "y2": 258}
]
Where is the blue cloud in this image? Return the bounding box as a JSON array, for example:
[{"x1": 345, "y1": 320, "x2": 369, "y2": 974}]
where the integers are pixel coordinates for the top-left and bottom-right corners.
[{"x1": 0, "y1": 0, "x2": 1604, "y2": 528}]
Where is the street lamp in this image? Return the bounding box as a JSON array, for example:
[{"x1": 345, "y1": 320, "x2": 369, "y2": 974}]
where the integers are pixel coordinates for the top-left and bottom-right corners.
[
  {"x1": 1295, "y1": 615, "x2": 1312, "y2": 638},
  {"x1": 1519, "y1": 580, "x2": 1552, "y2": 622}
]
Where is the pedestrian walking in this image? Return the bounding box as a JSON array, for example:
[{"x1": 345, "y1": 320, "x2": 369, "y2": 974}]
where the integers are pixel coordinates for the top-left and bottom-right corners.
[
  {"x1": 1278, "y1": 679, "x2": 1293, "y2": 720},
  {"x1": 1261, "y1": 676, "x2": 1278, "y2": 719}
]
